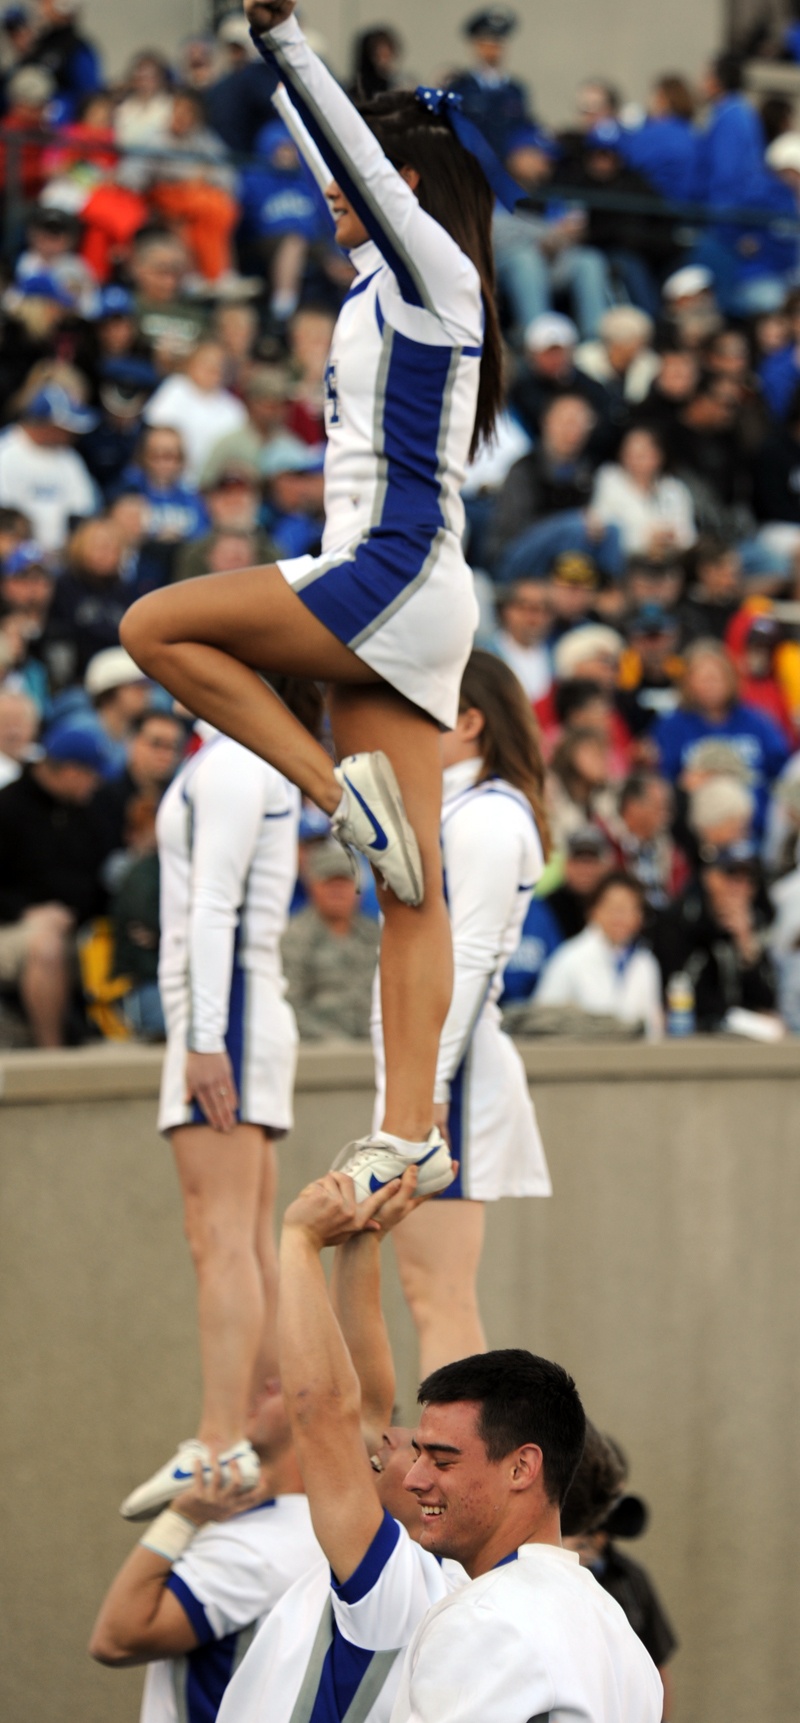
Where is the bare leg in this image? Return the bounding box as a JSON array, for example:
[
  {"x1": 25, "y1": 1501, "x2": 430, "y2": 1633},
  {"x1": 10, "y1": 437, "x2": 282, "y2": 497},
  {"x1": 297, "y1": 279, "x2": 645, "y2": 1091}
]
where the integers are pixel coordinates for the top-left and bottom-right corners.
[
  {"x1": 18, "y1": 909, "x2": 72, "y2": 1047},
  {"x1": 392, "y1": 1201, "x2": 487, "y2": 1378},
  {"x1": 120, "y1": 566, "x2": 379, "y2": 815},
  {"x1": 252, "y1": 1134, "x2": 280, "y2": 1388},
  {"x1": 171, "y1": 1121, "x2": 269, "y2": 1454},
  {"x1": 329, "y1": 683, "x2": 451, "y2": 1142},
  {"x1": 270, "y1": 232, "x2": 308, "y2": 311}
]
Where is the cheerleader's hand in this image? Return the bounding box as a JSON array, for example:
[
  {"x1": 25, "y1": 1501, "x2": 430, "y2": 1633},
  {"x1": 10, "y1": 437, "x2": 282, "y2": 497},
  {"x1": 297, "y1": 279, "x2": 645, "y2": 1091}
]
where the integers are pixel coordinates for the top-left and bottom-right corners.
[
  {"x1": 244, "y1": 0, "x2": 297, "y2": 34},
  {"x1": 185, "y1": 1050, "x2": 239, "y2": 1134}
]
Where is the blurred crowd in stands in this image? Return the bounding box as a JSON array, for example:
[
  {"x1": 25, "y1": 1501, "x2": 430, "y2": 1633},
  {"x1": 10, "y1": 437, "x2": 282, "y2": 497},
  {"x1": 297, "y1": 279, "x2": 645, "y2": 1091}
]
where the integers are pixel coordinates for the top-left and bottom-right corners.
[{"x1": 6, "y1": 0, "x2": 800, "y2": 1047}]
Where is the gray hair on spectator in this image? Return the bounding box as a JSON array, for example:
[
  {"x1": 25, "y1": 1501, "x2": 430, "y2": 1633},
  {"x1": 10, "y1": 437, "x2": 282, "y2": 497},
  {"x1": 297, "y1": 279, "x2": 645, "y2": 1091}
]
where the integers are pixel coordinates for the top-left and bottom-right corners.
[
  {"x1": 598, "y1": 306, "x2": 654, "y2": 347},
  {"x1": 688, "y1": 775, "x2": 755, "y2": 834},
  {"x1": 9, "y1": 66, "x2": 56, "y2": 107}
]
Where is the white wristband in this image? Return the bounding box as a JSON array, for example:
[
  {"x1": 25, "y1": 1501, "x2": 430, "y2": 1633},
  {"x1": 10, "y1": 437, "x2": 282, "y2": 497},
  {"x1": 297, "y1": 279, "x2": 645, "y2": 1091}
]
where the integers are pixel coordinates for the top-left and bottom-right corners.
[{"x1": 139, "y1": 1509, "x2": 198, "y2": 1563}]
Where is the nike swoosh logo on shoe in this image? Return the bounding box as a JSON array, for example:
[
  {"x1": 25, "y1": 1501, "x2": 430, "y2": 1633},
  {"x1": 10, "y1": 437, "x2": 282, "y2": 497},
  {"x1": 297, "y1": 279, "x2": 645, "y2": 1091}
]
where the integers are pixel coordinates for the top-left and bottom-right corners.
[
  {"x1": 369, "y1": 1172, "x2": 393, "y2": 1192},
  {"x1": 343, "y1": 775, "x2": 388, "y2": 853},
  {"x1": 173, "y1": 1468, "x2": 197, "y2": 1480}
]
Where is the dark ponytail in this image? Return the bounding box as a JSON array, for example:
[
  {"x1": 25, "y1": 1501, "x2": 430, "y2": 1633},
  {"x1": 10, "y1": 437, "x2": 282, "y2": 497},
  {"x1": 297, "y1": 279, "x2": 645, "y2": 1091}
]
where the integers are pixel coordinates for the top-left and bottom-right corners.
[
  {"x1": 459, "y1": 649, "x2": 551, "y2": 858},
  {"x1": 358, "y1": 90, "x2": 503, "y2": 458}
]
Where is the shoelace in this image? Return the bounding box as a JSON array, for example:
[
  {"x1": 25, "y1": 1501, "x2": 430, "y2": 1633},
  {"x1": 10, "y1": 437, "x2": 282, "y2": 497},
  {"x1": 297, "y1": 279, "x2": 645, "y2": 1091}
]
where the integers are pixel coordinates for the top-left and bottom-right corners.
[{"x1": 332, "y1": 1135, "x2": 392, "y2": 1173}]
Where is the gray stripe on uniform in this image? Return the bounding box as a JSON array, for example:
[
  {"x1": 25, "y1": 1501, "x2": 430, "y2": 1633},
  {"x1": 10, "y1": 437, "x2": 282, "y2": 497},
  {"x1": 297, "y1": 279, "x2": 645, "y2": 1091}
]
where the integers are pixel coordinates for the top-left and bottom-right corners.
[
  {"x1": 287, "y1": 1599, "x2": 335, "y2": 1723},
  {"x1": 368, "y1": 315, "x2": 394, "y2": 532},
  {"x1": 341, "y1": 1649, "x2": 400, "y2": 1723}
]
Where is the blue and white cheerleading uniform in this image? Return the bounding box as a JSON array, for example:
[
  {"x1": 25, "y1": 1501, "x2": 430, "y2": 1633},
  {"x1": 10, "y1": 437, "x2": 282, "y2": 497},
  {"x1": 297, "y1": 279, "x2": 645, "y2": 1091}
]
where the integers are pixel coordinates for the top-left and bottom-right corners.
[
  {"x1": 217, "y1": 1509, "x2": 465, "y2": 1723},
  {"x1": 373, "y1": 759, "x2": 551, "y2": 1200},
  {"x1": 141, "y1": 1495, "x2": 320, "y2": 1723},
  {"x1": 257, "y1": 15, "x2": 482, "y2": 729},
  {"x1": 157, "y1": 723, "x2": 300, "y2": 1135}
]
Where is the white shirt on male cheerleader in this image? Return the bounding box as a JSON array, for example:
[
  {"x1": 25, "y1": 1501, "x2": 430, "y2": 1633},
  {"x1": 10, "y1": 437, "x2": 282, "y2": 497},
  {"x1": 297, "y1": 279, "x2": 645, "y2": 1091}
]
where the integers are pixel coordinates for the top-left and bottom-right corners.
[
  {"x1": 257, "y1": 16, "x2": 484, "y2": 558},
  {"x1": 156, "y1": 724, "x2": 300, "y2": 1053},
  {"x1": 140, "y1": 1495, "x2": 320, "y2": 1723},
  {"x1": 391, "y1": 1544, "x2": 663, "y2": 1723},
  {"x1": 217, "y1": 1510, "x2": 465, "y2": 1723},
  {"x1": 434, "y1": 759, "x2": 544, "y2": 1103}
]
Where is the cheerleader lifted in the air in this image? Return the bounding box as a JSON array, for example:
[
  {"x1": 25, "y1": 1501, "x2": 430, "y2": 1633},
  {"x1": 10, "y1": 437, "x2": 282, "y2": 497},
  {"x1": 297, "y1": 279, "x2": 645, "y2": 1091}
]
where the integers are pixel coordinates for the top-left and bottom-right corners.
[{"x1": 123, "y1": 0, "x2": 510, "y2": 1207}]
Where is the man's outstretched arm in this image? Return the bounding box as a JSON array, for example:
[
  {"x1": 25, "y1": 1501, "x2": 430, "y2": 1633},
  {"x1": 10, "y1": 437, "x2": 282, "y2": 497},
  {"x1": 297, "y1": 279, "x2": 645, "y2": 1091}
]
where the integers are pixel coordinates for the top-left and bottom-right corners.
[{"x1": 278, "y1": 1170, "x2": 416, "y2": 1584}]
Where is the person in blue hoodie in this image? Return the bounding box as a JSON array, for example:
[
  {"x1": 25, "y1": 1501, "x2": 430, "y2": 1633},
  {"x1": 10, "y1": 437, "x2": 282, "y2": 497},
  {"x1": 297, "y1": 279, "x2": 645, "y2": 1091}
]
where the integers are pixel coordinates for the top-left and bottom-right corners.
[
  {"x1": 118, "y1": 425, "x2": 208, "y2": 543},
  {"x1": 239, "y1": 116, "x2": 333, "y2": 322},
  {"x1": 692, "y1": 53, "x2": 795, "y2": 313},
  {"x1": 653, "y1": 638, "x2": 789, "y2": 836},
  {"x1": 619, "y1": 75, "x2": 698, "y2": 204}
]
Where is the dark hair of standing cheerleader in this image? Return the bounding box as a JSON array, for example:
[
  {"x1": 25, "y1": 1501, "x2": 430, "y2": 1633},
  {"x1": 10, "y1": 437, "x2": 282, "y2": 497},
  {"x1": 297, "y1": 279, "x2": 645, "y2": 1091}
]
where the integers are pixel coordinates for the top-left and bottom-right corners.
[
  {"x1": 358, "y1": 90, "x2": 503, "y2": 459},
  {"x1": 458, "y1": 649, "x2": 551, "y2": 858}
]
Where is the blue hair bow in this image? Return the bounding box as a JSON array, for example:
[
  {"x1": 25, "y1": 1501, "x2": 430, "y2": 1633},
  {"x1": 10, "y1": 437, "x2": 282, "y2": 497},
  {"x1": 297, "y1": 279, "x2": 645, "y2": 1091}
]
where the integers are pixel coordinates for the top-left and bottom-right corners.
[{"x1": 415, "y1": 86, "x2": 528, "y2": 212}]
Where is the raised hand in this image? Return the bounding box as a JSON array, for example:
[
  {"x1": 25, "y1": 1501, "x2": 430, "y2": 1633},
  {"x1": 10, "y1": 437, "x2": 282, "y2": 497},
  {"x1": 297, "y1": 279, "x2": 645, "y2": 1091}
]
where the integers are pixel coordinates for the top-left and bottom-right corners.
[
  {"x1": 283, "y1": 1170, "x2": 402, "y2": 1250},
  {"x1": 243, "y1": 0, "x2": 297, "y2": 34}
]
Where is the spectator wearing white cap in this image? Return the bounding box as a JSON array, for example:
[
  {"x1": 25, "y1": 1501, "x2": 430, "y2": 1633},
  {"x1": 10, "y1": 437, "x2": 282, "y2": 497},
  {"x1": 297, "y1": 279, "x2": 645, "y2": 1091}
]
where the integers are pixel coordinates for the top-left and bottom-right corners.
[
  {"x1": 84, "y1": 645, "x2": 150, "y2": 772},
  {"x1": 575, "y1": 306, "x2": 660, "y2": 404},
  {"x1": 659, "y1": 266, "x2": 722, "y2": 351},
  {"x1": 509, "y1": 312, "x2": 612, "y2": 444},
  {"x1": 0, "y1": 382, "x2": 97, "y2": 551}
]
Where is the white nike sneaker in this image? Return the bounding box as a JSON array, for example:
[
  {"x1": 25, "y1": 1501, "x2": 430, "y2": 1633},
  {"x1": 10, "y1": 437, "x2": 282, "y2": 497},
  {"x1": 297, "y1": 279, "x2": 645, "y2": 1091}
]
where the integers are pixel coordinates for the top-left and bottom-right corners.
[
  {"x1": 332, "y1": 1127, "x2": 455, "y2": 1202},
  {"x1": 332, "y1": 751, "x2": 424, "y2": 907},
  {"x1": 119, "y1": 1437, "x2": 260, "y2": 1521}
]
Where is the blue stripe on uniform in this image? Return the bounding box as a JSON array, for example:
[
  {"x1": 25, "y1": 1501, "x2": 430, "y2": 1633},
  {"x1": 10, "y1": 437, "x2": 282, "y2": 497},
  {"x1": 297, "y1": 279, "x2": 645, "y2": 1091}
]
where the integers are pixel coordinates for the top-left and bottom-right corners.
[
  {"x1": 438, "y1": 1056, "x2": 465, "y2": 1200},
  {"x1": 166, "y1": 1573, "x2": 215, "y2": 1645},
  {"x1": 184, "y1": 1633, "x2": 242, "y2": 1723},
  {"x1": 262, "y1": 49, "x2": 423, "y2": 307},
  {"x1": 299, "y1": 327, "x2": 452, "y2": 647},
  {"x1": 332, "y1": 1510, "x2": 400, "y2": 1603},
  {"x1": 300, "y1": 1514, "x2": 401, "y2": 1723}
]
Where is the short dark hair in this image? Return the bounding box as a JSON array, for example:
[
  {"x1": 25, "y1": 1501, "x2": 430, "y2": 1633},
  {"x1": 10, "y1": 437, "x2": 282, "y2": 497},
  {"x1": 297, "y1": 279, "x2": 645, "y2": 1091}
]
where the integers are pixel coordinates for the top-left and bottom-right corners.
[
  {"x1": 418, "y1": 1349, "x2": 586, "y2": 1508},
  {"x1": 712, "y1": 52, "x2": 744, "y2": 92},
  {"x1": 553, "y1": 676, "x2": 607, "y2": 727},
  {"x1": 619, "y1": 770, "x2": 666, "y2": 811},
  {"x1": 560, "y1": 1422, "x2": 628, "y2": 1536},
  {"x1": 131, "y1": 707, "x2": 184, "y2": 737},
  {"x1": 586, "y1": 869, "x2": 646, "y2": 916}
]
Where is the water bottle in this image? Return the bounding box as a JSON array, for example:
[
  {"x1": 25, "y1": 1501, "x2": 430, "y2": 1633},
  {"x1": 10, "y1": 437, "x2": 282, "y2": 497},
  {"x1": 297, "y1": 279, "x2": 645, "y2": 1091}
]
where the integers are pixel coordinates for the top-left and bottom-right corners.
[{"x1": 666, "y1": 972, "x2": 695, "y2": 1037}]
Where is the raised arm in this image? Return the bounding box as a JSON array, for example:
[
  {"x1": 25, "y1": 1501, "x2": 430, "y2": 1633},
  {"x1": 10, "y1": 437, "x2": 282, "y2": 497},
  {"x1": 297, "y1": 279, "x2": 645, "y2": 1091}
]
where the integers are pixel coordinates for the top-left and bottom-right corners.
[
  {"x1": 245, "y1": 0, "x2": 481, "y2": 336},
  {"x1": 278, "y1": 1171, "x2": 419, "y2": 1582}
]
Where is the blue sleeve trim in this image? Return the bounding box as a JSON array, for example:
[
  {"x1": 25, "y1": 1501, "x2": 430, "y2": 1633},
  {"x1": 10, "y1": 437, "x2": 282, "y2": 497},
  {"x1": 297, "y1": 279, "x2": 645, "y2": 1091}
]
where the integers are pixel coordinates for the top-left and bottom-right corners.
[
  {"x1": 166, "y1": 1572, "x2": 215, "y2": 1645},
  {"x1": 331, "y1": 1510, "x2": 401, "y2": 1604},
  {"x1": 254, "y1": 36, "x2": 423, "y2": 307}
]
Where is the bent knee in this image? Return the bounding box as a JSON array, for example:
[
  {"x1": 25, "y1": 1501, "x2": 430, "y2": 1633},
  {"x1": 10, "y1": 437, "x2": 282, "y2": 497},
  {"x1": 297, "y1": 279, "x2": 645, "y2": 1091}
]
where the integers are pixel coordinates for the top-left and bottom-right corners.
[{"x1": 120, "y1": 594, "x2": 166, "y2": 674}]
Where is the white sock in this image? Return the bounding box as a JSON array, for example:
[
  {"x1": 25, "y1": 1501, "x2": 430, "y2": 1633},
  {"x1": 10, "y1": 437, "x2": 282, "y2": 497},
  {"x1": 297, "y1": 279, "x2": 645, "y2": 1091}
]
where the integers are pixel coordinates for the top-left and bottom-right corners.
[
  {"x1": 375, "y1": 1131, "x2": 431, "y2": 1157},
  {"x1": 270, "y1": 289, "x2": 299, "y2": 321}
]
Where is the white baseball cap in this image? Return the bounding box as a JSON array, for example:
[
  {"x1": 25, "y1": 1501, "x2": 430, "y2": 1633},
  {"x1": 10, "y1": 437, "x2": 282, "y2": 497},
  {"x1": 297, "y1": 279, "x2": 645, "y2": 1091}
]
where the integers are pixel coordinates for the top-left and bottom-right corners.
[
  {"x1": 84, "y1": 647, "x2": 148, "y2": 700},
  {"x1": 662, "y1": 266, "x2": 713, "y2": 302},
  {"x1": 766, "y1": 132, "x2": 800, "y2": 175},
  {"x1": 524, "y1": 312, "x2": 579, "y2": 353}
]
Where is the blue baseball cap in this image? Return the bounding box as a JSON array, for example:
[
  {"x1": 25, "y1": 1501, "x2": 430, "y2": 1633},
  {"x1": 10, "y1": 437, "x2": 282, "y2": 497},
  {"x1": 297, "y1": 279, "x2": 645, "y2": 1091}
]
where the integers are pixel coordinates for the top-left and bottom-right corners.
[
  {"x1": 628, "y1": 603, "x2": 677, "y2": 638},
  {"x1": 586, "y1": 119, "x2": 624, "y2": 150},
  {"x1": 2, "y1": 540, "x2": 52, "y2": 576},
  {"x1": 96, "y1": 284, "x2": 135, "y2": 320},
  {"x1": 41, "y1": 718, "x2": 114, "y2": 774},
  {"x1": 17, "y1": 270, "x2": 74, "y2": 307},
  {"x1": 507, "y1": 124, "x2": 560, "y2": 159},
  {"x1": 24, "y1": 382, "x2": 98, "y2": 433}
]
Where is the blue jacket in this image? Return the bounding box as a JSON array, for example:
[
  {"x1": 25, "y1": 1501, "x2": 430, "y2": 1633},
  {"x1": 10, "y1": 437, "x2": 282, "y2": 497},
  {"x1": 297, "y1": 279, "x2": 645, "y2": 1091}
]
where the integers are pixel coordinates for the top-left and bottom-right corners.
[
  {"x1": 620, "y1": 116, "x2": 698, "y2": 203},
  {"x1": 694, "y1": 95, "x2": 767, "y2": 209},
  {"x1": 500, "y1": 897, "x2": 564, "y2": 1005},
  {"x1": 118, "y1": 469, "x2": 209, "y2": 541},
  {"x1": 239, "y1": 120, "x2": 331, "y2": 242},
  {"x1": 654, "y1": 702, "x2": 789, "y2": 831},
  {"x1": 446, "y1": 70, "x2": 534, "y2": 164},
  {"x1": 759, "y1": 345, "x2": 800, "y2": 420}
]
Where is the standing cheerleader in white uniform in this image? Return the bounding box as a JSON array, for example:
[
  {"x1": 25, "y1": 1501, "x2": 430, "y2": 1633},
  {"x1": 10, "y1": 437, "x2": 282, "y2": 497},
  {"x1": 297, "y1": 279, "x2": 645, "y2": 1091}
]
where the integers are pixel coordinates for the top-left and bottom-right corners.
[
  {"x1": 120, "y1": 678, "x2": 322, "y2": 1522},
  {"x1": 373, "y1": 652, "x2": 552, "y2": 1376},
  {"x1": 122, "y1": 0, "x2": 507, "y2": 1193}
]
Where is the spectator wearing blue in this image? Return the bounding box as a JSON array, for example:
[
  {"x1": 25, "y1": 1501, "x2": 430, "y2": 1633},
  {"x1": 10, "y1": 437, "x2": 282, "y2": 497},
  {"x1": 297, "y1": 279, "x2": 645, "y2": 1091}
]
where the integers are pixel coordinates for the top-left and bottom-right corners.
[
  {"x1": 259, "y1": 434, "x2": 325, "y2": 561},
  {"x1": 619, "y1": 75, "x2": 698, "y2": 203},
  {"x1": 79, "y1": 356, "x2": 160, "y2": 498},
  {"x1": 239, "y1": 117, "x2": 334, "y2": 326},
  {"x1": 20, "y1": 0, "x2": 101, "y2": 114},
  {"x1": 654, "y1": 638, "x2": 789, "y2": 836},
  {"x1": 118, "y1": 425, "x2": 208, "y2": 544},
  {"x1": 502, "y1": 824, "x2": 612, "y2": 1006},
  {"x1": 203, "y1": 13, "x2": 279, "y2": 152},
  {"x1": 553, "y1": 120, "x2": 670, "y2": 320},
  {"x1": 693, "y1": 53, "x2": 795, "y2": 314},
  {"x1": 494, "y1": 129, "x2": 614, "y2": 341},
  {"x1": 447, "y1": 6, "x2": 534, "y2": 164},
  {"x1": 0, "y1": 541, "x2": 53, "y2": 712}
]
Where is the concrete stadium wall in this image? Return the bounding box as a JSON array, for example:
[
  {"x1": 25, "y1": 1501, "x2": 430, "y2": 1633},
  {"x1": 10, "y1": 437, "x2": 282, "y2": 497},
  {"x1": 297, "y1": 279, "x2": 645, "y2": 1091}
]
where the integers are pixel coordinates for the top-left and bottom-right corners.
[
  {"x1": 2, "y1": 1037, "x2": 800, "y2": 1723},
  {"x1": 81, "y1": 0, "x2": 724, "y2": 125}
]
